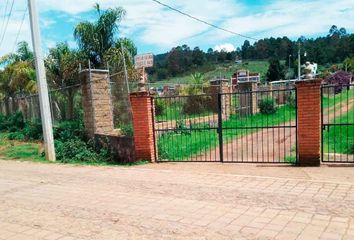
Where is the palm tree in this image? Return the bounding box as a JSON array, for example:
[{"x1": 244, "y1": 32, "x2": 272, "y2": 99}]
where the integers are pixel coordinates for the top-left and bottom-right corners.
[
  {"x1": 74, "y1": 4, "x2": 126, "y2": 68},
  {"x1": 0, "y1": 41, "x2": 36, "y2": 96},
  {"x1": 46, "y1": 42, "x2": 81, "y2": 120}
]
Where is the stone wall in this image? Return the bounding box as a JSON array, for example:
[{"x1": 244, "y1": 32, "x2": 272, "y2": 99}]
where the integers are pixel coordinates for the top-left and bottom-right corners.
[
  {"x1": 80, "y1": 69, "x2": 114, "y2": 138},
  {"x1": 237, "y1": 82, "x2": 258, "y2": 116},
  {"x1": 208, "y1": 82, "x2": 232, "y2": 116},
  {"x1": 94, "y1": 134, "x2": 135, "y2": 164}
]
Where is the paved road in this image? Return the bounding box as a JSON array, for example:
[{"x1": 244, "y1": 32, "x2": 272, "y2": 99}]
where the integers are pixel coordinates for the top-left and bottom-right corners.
[{"x1": 1, "y1": 160, "x2": 354, "y2": 239}]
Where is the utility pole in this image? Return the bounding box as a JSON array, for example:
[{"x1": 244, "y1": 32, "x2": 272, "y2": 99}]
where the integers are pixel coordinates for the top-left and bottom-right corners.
[
  {"x1": 298, "y1": 42, "x2": 301, "y2": 81},
  {"x1": 28, "y1": 0, "x2": 56, "y2": 161}
]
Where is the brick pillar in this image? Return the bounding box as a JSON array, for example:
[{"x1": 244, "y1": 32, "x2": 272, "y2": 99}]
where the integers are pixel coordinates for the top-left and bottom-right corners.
[
  {"x1": 296, "y1": 79, "x2": 322, "y2": 166},
  {"x1": 80, "y1": 69, "x2": 114, "y2": 138},
  {"x1": 130, "y1": 91, "x2": 156, "y2": 162}
]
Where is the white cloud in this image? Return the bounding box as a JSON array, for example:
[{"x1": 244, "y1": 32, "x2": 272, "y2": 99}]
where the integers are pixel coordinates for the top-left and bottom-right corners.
[
  {"x1": 1, "y1": 0, "x2": 354, "y2": 56},
  {"x1": 214, "y1": 43, "x2": 236, "y2": 52}
]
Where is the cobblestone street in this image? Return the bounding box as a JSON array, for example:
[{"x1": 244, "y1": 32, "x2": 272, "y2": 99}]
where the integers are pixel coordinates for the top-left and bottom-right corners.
[{"x1": 1, "y1": 160, "x2": 354, "y2": 239}]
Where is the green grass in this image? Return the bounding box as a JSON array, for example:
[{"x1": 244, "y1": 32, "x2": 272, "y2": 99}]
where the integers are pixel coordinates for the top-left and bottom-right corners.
[
  {"x1": 0, "y1": 133, "x2": 46, "y2": 162},
  {"x1": 156, "y1": 102, "x2": 214, "y2": 121},
  {"x1": 3, "y1": 144, "x2": 46, "y2": 162},
  {"x1": 322, "y1": 88, "x2": 354, "y2": 109},
  {"x1": 323, "y1": 108, "x2": 354, "y2": 155},
  {"x1": 0, "y1": 132, "x2": 149, "y2": 166},
  {"x1": 158, "y1": 105, "x2": 296, "y2": 161}
]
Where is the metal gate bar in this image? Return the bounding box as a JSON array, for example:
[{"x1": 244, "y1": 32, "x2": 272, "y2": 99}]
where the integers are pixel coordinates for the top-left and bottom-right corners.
[
  {"x1": 153, "y1": 87, "x2": 297, "y2": 163},
  {"x1": 321, "y1": 83, "x2": 354, "y2": 163}
]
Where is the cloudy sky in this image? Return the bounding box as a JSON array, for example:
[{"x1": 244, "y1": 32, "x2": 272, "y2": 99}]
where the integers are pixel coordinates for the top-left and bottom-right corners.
[{"x1": 0, "y1": 0, "x2": 353, "y2": 56}]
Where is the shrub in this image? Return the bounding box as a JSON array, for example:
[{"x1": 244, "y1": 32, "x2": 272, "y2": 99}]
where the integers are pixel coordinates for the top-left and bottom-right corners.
[
  {"x1": 55, "y1": 139, "x2": 106, "y2": 163},
  {"x1": 0, "y1": 114, "x2": 6, "y2": 131},
  {"x1": 23, "y1": 120, "x2": 43, "y2": 140},
  {"x1": 286, "y1": 93, "x2": 296, "y2": 109},
  {"x1": 182, "y1": 95, "x2": 210, "y2": 115},
  {"x1": 53, "y1": 120, "x2": 85, "y2": 142},
  {"x1": 259, "y1": 97, "x2": 277, "y2": 115},
  {"x1": 7, "y1": 112, "x2": 25, "y2": 131},
  {"x1": 154, "y1": 98, "x2": 165, "y2": 116},
  {"x1": 0, "y1": 112, "x2": 25, "y2": 132},
  {"x1": 120, "y1": 124, "x2": 133, "y2": 136},
  {"x1": 326, "y1": 71, "x2": 352, "y2": 93},
  {"x1": 8, "y1": 132, "x2": 25, "y2": 141}
]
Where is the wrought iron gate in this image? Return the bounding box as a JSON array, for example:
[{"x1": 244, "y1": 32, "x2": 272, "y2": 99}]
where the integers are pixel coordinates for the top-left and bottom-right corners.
[
  {"x1": 153, "y1": 87, "x2": 297, "y2": 163},
  {"x1": 321, "y1": 84, "x2": 354, "y2": 163}
]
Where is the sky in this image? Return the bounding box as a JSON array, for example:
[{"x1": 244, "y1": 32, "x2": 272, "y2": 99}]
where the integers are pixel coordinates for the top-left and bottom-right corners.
[{"x1": 0, "y1": 0, "x2": 354, "y2": 57}]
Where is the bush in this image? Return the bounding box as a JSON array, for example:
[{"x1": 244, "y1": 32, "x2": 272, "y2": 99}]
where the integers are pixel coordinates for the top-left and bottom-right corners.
[
  {"x1": 259, "y1": 97, "x2": 277, "y2": 115},
  {"x1": 53, "y1": 120, "x2": 85, "y2": 142},
  {"x1": 7, "y1": 112, "x2": 25, "y2": 131},
  {"x1": 23, "y1": 120, "x2": 43, "y2": 140},
  {"x1": 0, "y1": 113, "x2": 116, "y2": 164},
  {"x1": 154, "y1": 98, "x2": 165, "y2": 116},
  {"x1": 286, "y1": 93, "x2": 296, "y2": 109},
  {"x1": 0, "y1": 112, "x2": 25, "y2": 132},
  {"x1": 182, "y1": 95, "x2": 210, "y2": 115},
  {"x1": 8, "y1": 132, "x2": 25, "y2": 141},
  {"x1": 55, "y1": 139, "x2": 107, "y2": 163},
  {"x1": 120, "y1": 124, "x2": 133, "y2": 136}
]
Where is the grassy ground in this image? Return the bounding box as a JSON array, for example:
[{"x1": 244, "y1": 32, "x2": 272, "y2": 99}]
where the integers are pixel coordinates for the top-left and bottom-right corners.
[
  {"x1": 0, "y1": 133, "x2": 46, "y2": 162},
  {"x1": 322, "y1": 87, "x2": 354, "y2": 110},
  {"x1": 158, "y1": 105, "x2": 296, "y2": 161},
  {"x1": 156, "y1": 61, "x2": 269, "y2": 84},
  {"x1": 0, "y1": 133, "x2": 148, "y2": 166},
  {"x1": 156, "y1": 101, "x2": 214, "y2": 121},
  {"x1": 323, "y1": 108, "x2": 354, "y2": 155}
]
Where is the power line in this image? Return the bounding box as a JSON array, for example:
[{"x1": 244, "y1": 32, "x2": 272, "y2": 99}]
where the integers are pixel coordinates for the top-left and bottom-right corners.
[
  {"x1": 0, "y1": 0, "x2": 10, "y2": 37},
  {"x1": 12, "y1": 8, "x2": 28, "y2": 53},
  {"x1": 150, "y1": 0, "x2": 259, "y2": 41},
  {"x1": 0, "y1": 0, "x2": 15, "y2": 49}
]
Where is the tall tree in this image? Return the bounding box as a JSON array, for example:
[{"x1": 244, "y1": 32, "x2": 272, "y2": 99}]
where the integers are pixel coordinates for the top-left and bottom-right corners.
[
  {"x1": 266, "y1": 59, "x2": 285, "y2": 82},
  {"x1": 74, "y1": 4, "x2": 126, "y2": 68},
  {"x1": 46, "y1": 42, "x2": 81, "y2": 120}
]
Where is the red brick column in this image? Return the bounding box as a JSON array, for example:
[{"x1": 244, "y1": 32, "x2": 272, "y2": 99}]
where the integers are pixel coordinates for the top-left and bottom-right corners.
[
  {"x1": 296, "y1": 79, "x2": 322, "y2": 166},
  {"x1": 130, "y1": 92, "x2": 156, "y2": 162}
]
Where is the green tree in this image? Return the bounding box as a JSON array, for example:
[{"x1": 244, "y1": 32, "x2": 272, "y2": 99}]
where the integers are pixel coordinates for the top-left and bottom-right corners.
[
  {"x1": 266, "y1": 59, "x2": 285, "y2": 82},
  {"x1": 343, "y1": 57, "x2": 354, "y2": 73},
  {"x1": 74, "y1": 3, "x2": 126, "y2": 68},
  {"x1": 0, "y1": 42, "x2": 36, "y2": 114},
  {"x1": 46, "y1": 42, "x2": 82, "y2": 119}
]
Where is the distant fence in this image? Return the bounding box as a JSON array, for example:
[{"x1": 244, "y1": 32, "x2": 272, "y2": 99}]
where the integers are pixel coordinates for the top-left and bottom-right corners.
[{"x1": 0, "y1": 85, "x2": 82, "y2": 124}]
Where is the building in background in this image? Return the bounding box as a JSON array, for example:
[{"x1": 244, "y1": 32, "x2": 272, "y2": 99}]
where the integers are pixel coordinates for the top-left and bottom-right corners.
[{"x1": 232, "y1": 69, "x2": 261, "y2": 85}]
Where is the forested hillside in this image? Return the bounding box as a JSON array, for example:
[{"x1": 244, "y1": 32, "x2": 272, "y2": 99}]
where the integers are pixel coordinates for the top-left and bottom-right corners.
[{"x1": 148, "y1": 25, "x2": 354, "y2": 81}]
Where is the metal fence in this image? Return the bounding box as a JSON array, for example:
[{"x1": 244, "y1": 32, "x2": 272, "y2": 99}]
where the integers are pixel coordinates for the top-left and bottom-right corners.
[
  {"x1": 321, "y1": 83, "x2": 354, "y2": 163},
  {"x1": 153, "y1": 87, "x2": 297, "y2": 163}
]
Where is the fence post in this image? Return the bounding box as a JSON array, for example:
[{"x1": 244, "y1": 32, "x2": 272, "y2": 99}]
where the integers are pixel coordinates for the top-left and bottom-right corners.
[
  {"x1": 130, "y1": 91, "x2": 156, "y2": 162},
  {"x1": 296, "y1": 79, "x2": 322, "y2": 166},
  {"x1": 80, "y1": 69, "x2": 114, "y2": 138}
]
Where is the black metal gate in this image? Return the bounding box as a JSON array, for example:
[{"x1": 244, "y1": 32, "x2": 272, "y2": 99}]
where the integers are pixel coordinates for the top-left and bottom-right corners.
[
  {"x1": 153, "y1": 87, "x2": 297, "y2": 163},
  {"x1": 321, "y1": 84, "x2": 354, "y2": 163}
]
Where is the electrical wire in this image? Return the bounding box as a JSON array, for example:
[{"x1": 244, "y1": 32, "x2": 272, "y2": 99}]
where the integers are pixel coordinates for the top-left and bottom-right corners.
[
  {"x1": 151, "y1": 0, "x2": 258, "y2": 41},
  {"x1": 0, "y1": 0, "x2": 15, "y2": 49},
  {"x1": 0, "y1": 0, "x2": 10, "y2": 35},
  {"x1": 12, "y1": 7, "x2": 28, "y2": 53}
]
